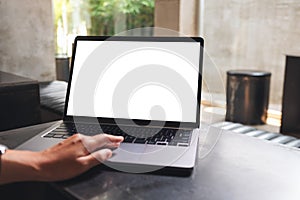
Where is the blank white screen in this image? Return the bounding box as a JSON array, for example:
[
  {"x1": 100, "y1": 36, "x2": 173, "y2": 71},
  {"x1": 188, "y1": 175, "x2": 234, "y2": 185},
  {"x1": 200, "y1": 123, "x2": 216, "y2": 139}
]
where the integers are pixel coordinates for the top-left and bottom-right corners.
[{"x1": 67, "y1": 40, "x2": 200, "y2": 123}]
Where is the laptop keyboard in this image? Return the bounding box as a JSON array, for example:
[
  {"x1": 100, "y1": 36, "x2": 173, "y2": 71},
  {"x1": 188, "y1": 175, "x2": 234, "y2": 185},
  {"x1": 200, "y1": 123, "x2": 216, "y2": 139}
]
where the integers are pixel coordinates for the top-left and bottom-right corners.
[{"x1": 43, "y1": 123, "x2": 192, "y2": 147}]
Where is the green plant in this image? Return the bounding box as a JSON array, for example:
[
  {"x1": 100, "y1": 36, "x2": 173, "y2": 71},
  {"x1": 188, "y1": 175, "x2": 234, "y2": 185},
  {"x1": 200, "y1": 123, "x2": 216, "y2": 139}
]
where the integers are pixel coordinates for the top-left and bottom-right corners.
[
  {"x1": 89, "y1": 0, "x2": 154, "y2": 35},
  {"x1": 53, "y1": 0, "x2": 154, "y2": 53}
]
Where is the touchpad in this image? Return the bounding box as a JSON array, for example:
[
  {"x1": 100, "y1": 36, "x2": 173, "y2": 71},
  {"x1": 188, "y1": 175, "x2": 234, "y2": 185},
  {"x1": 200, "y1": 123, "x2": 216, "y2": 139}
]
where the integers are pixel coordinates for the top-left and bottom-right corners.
[{"x1": 108, "y1": 143, "x2": 146, "y2": 162}]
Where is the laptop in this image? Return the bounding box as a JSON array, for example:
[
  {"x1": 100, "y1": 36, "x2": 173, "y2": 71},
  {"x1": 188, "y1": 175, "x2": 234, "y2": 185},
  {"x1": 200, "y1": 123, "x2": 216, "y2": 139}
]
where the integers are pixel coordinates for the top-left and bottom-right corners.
[{"x1": 17, "y1": 36, "x2": 204, "y2": 175}]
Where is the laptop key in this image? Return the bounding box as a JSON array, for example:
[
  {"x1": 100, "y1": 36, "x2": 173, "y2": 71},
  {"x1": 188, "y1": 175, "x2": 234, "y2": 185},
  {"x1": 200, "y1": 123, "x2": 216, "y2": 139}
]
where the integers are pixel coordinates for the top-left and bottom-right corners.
[
  {"x1": 53, "y1": 134, "x2": 64, "y2": 138},
  {"x1": 123, "y1": 136, "x2": 135, "y2": 143},
  {"x1": 168, "y1": 141, "x2": 178, "y2": 146},
  {"x1": 166, "y1": 138, "x2": 172, "y2": 142},
  {"x1": 51, "y1": 130, "x2": 67, "y2": 135},
  {"x1": 178, "y1": 143, "x2": 189, "y2": 147},
  {"x1": 156, "y1": 142, "x2": 167, "y2": 145},
  {"x1": 44, "y1": 134, "x2": 54, "y2": 138},
  {"x1": 146, "y1": 140, "x2": 157, "y2": 145},
  {"x1": 134, "y1": 138, "x2": 147, "y2": 144}
]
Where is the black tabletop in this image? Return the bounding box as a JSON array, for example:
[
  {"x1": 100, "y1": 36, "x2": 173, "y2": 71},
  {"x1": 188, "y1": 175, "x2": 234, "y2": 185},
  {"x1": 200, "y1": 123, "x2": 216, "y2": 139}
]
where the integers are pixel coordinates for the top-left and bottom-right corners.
[{"x1": 1, "y1": 122, "x2": 300, "y2": 200}]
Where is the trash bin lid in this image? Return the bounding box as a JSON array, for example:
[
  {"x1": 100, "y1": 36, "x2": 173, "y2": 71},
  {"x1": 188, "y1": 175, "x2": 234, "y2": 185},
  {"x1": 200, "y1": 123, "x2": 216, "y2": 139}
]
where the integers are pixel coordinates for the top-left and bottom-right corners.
[{"x1": 227, "y1": 70, "x2": 271, "y2": 77}]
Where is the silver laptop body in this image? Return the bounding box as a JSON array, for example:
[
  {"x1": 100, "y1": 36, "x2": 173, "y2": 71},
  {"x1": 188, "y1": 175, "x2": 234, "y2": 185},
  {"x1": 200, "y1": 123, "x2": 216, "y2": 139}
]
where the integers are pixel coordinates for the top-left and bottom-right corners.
[{"x1": 17, "y1": 36, "x2": 204, "y2": 174}]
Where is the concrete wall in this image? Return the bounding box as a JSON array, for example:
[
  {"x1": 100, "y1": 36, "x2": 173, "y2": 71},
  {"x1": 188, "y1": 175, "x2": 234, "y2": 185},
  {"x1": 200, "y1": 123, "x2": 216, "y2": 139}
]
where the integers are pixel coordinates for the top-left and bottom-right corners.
[
  {"x1": 179, "y1": 0, "x2": 198, "y2": 36},
  {"x1": 155, "y1": 0, "x2": 180, "y2": 32},
  {"x1": 1, "y1": 0, "x2": 299, "y2": 104},
  {"x1": 0, "y1": 0, "x2": 55, "y2": 81},
  {"x1": 201, "y1": 0, "x2": 300, "y2": 104}
]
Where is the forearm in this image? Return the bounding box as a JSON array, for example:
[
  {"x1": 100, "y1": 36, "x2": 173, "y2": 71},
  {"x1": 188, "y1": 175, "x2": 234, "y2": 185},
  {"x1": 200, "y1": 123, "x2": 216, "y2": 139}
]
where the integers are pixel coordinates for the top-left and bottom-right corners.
[
  {"x1": 0, "y1": 134, "x2": 123, "y2": 185},
  {"x1": 0, "y1": 150, "x2": 43, "y2": 185}
]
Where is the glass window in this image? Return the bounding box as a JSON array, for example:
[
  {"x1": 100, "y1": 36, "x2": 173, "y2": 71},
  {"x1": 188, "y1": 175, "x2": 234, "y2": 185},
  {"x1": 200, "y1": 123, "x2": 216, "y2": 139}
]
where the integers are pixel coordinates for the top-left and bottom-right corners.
[
  {"x1": 199, "y1": 0, "x2": 300, "y2": 107},
  {"x1": 53, "y1": 0, "x2": 154, "y2": 56}
]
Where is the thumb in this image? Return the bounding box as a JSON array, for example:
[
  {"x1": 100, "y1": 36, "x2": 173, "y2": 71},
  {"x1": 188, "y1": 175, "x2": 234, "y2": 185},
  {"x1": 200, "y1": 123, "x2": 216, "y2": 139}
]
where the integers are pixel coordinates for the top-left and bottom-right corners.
[{"x1": 91, "y1": 148, "x2": 113, "y2": 163}]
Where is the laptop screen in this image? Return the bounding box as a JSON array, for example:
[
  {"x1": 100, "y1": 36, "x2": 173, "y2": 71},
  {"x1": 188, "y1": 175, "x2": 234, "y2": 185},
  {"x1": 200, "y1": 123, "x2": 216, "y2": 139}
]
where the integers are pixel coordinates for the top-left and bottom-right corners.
[{"x1": 66, "y1": 37, "x2": 202, "y2": 125}]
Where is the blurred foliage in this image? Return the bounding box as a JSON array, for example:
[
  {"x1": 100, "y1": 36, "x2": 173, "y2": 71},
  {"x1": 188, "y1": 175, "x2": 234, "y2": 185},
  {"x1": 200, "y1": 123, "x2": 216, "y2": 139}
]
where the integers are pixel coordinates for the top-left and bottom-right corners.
[
  {"x1": 53, "y1": 0, "x2": 154, "y2": 53},
  {"x1": 89, "y1": 0, "x2": 154, "y2": 35},
  {"x1": 54, "y1": 0, "x2": 154, "y2": 36}
]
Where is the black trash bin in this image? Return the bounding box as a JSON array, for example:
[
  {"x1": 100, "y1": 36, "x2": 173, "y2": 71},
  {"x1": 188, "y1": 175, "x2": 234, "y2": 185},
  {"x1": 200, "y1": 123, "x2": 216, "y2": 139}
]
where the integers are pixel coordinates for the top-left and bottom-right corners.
[
  {"x1": 226, "y1": 70, "x2": 271, "y2": 125},
  {"x1": 55, "y1": 55, "x2": 70, "y2": 82}
]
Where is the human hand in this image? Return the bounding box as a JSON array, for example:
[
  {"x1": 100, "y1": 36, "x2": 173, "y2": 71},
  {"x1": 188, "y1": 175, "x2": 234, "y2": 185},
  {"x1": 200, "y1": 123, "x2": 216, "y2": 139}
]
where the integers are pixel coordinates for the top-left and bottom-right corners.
[
  {"x1": 0, "y1": 133, "x2": 123, "y2": 184},
  {"x1": 37, "y1": 133, "x2": 123, "y2": 181}
]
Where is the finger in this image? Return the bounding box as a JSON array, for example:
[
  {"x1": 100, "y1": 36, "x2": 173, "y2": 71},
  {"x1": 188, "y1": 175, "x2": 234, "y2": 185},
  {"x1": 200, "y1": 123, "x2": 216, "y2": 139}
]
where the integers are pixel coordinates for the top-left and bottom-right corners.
[
  {"x1": 82, "y1": 134, "x2": 123, "y2": 152},
  {"x1": 98, "y1": 134, "x2": 124, "y2": 143},
  {"x1": 85, "y1": 148, "x2": 113, "y2": 167},
  {"x1": 98, "y1": 134, "x2": 123, "y2": 149},
  {"x1": 103, "y1": 142, "x2": 122, "y2": 150}
]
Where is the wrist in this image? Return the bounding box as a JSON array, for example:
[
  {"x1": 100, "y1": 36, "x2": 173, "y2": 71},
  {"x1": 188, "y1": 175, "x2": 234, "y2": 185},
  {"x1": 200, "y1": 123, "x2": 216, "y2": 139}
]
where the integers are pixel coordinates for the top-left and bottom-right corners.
[
  {"x1": 0, "y1": 150, "x2": 43, "y2": 184},
  {"x1": 0, "y1": 144, "x2": 8, "y2": 178}
]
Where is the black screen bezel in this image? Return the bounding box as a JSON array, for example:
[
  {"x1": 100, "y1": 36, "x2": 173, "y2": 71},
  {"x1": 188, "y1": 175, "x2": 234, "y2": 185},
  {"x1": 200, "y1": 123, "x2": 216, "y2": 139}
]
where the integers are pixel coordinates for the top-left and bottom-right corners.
[{"x1": 63, "y1": 36, "x2": 204, "y2": 129}]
